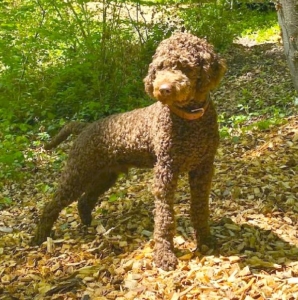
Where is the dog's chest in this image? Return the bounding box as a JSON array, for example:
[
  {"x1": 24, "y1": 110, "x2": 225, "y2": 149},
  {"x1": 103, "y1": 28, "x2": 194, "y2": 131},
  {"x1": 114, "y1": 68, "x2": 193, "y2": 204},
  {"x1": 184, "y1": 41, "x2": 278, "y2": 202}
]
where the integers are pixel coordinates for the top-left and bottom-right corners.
[{"x1": 168, "y1": 117, "x2": 219, "y2": 169}]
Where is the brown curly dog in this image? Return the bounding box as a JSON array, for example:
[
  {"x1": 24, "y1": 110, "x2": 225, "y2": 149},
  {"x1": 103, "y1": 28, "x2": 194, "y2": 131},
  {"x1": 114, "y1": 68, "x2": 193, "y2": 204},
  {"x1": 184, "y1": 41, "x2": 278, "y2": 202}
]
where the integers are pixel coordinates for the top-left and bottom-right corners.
[{"x1": 32, "y1": 32, "x2": 226, "y2": 270}]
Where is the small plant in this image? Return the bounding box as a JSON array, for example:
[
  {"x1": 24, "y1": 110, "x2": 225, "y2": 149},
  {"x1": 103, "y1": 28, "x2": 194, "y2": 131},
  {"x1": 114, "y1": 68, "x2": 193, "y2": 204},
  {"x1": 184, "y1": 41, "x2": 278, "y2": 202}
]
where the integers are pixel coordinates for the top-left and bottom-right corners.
[{"x1": 0, "y1": 197, "x2": 13, "y2": 210}]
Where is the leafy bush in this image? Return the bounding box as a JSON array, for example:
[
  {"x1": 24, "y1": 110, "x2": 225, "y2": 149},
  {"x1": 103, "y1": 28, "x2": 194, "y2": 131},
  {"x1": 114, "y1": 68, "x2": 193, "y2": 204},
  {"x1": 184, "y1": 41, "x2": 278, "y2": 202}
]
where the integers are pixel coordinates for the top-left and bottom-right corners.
[
  {"x1": 0, "y1": 1, "x2": 161, "y2": 123},
  {"x1": 180, "y1": 3, "x2": 277, "y2": 49},
  {"x1": 0, "y1": 109, "x2": 34, "y2": 183},
  {"x1": 0, "y1": 0, "x2": 171, "y2": 183},
  {"x1": 180, "y1": 3, "x2": 237, "y2": 49}
]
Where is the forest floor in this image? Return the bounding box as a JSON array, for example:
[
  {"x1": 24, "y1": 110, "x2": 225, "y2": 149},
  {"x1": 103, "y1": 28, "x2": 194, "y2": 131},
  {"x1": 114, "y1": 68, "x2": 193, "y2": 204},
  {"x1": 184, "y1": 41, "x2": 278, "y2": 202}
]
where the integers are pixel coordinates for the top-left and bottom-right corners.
[{"x1": 1, "y1": 41, "x2": 298, "y2": 299}]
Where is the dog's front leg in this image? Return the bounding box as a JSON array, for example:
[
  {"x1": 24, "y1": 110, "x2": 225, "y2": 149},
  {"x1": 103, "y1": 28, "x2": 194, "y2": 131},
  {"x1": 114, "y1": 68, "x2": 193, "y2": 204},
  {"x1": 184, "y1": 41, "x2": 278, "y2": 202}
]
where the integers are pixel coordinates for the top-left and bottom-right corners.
[
  {"x1": 188, "y1": 159, "x2": 215, "y2": 249},
  {"x1": 152, "y1": 163, "x2": 178, "y2": 270}
]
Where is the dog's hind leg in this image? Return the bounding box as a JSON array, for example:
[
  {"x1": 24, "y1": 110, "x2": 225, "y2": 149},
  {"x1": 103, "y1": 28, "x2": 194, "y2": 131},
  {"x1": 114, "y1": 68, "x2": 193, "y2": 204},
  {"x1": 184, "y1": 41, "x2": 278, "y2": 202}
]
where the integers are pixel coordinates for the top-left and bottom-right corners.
[
  {"x1": 77, "y1": 172, "x2": 118, "y2": 226},
  {"x1": 32, "y1": 155, "x2": 98, "y2": 245},
  {"x1": 32, "y1": 180, "x2": 84, "y2": 245}
]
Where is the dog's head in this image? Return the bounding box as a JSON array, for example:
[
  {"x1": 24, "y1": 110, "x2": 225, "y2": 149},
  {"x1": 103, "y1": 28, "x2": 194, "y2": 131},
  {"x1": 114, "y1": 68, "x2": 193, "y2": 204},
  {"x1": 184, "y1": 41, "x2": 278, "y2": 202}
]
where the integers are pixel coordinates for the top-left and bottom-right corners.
[{"x1": 144, "y1": 32, "x2": 226, "y2": 107}]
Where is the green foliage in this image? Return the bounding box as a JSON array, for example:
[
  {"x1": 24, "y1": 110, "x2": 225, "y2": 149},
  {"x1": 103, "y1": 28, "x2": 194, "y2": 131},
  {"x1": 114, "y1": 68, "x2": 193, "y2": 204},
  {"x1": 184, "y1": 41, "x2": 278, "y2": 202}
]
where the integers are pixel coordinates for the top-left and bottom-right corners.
[
  {"x1": 0, "y1": 0, "x2": 279, "y2": 123},
  {"x1": 219, "y1": 108, "x2": 288, "y2": 140},
  {"x1": 0, "y1": 0, "x2": 157, "y2": 123},
  {"x1": 0, "y1": 197, "x2": 13, "y2": 210},
  {"x1": 242, "y1": 23, "x2": 280, "y2": 43},
  {"x1": 180, "y1": 3, "x2": 236, "y2": 49},
  {"x1": 0, "y1": 0, "x2": 284, "y2": 186},
  {"x1": 0, "y1": 109, "x2": 34, "y2": 183},
  {"x1": 180, "y1": 3, "x2": 278, "y2": 49},
  {"x1": 108, "y1": 191, "x2": 126, "y2": 203},
  {"x1": 236, "y1": 9, "x2": 278, "y2": 41}
]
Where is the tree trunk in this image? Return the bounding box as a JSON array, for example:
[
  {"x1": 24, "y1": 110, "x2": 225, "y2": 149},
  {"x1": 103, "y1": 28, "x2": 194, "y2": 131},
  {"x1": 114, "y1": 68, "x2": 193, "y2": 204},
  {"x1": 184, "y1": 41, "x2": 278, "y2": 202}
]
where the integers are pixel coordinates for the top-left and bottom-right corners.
[{"x1": 277, "y1": 0, "x2": 298, "y2": 92}]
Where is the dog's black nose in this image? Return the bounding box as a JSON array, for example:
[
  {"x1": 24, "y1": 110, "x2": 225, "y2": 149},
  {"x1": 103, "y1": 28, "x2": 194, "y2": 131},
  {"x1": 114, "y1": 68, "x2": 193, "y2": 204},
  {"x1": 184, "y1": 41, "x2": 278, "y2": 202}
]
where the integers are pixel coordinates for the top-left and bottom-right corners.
[{"x1": 159, "y1": 84, "x2": 172, "y2": 95}]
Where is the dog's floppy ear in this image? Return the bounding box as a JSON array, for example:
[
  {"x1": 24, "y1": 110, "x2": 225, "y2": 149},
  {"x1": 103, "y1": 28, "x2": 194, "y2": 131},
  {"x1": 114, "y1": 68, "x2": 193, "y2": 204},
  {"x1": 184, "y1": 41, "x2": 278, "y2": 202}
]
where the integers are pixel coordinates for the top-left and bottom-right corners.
[
  {"x1": 198, "y1": 56, "x2": 227, "y2": 93},
  {"x1": 143, "y1": 73, "x2": 155, "y2": 97},
  {"x1": 210, "y1": 57, "x2": 227, "y2": 89},
  {"x1": 144, "y1": 66, "x2": 155, "y2": 98},
  {"x1": 144, "y1": 55, "x2": 168, "y2": 99}
]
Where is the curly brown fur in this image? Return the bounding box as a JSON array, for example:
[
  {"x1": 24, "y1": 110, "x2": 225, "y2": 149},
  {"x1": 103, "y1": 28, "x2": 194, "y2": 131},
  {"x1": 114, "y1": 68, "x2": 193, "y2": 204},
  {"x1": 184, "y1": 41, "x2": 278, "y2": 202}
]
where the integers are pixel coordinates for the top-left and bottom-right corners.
[
  {"x1": 44, "y1": 121, "x2": 88, "y2": 150},
  {"x1": 32, "y1": 32, "x2": 226, "y2": 271},
  {"x1": 144, "y1": 32, "x2": 226, "y2": 106}
]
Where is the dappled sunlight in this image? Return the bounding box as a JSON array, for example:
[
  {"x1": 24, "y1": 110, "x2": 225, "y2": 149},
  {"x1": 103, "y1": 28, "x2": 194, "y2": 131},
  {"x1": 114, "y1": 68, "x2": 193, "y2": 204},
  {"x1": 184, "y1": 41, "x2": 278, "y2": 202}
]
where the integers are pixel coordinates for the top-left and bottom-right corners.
[
  {"x1": 243, "y1": 116, "x2": 298, "y2": 159},
  {"x1": 1, "y1": 6, "x2": 298, "y2": 298},
  {"x1": 236, "y1": 24, "x2": 281, "y2": 46},
  {"x1": 1, "y1": 40, "x2": 298, "y2": 298}
]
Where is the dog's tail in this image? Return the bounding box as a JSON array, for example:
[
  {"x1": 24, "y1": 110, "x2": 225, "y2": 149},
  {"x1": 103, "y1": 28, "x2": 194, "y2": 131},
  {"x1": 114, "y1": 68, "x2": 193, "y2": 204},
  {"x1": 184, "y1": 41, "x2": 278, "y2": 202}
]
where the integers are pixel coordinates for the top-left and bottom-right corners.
[{"x1": 44, "y1": 121, "x2": 88, "y2": 150}]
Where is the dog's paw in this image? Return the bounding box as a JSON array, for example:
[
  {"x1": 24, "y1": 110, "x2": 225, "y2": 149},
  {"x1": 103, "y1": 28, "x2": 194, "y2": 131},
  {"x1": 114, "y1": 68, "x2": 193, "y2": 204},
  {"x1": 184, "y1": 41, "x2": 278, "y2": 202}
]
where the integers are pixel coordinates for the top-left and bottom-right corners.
[
  {"x1": 198, "y1": 235, "x2": 218, "y2": 253},
  {"x1": 30, "y1": 235, "x2": 44, "y2": 246},
  {"x1": 30, "y1": 228, "x2": 51, "y2": 246},
  {"x1": 154, "y1": 249, "x2": 178, "y2": 271},
  {"x1": 78, "y1": 213, "x2": 92, "y2": 226}
]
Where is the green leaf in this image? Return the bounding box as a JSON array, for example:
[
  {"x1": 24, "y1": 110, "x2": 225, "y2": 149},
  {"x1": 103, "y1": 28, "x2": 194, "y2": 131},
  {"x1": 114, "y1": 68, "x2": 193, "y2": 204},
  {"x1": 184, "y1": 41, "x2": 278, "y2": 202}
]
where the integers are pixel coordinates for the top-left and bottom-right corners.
[{"x1": 108, "y1": 194, "x2": 119, "y2": 203}]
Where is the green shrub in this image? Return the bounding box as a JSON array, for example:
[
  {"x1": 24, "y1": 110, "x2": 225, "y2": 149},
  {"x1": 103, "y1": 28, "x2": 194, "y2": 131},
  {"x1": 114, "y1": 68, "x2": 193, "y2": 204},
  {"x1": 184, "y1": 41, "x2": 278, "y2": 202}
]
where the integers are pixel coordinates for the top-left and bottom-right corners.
[
  {"x1": 0, "y1": 1, "x2": 159, "y2": 123},
  {"x1": 180, "y1": 3, "x2": 236, "y2": 49}
]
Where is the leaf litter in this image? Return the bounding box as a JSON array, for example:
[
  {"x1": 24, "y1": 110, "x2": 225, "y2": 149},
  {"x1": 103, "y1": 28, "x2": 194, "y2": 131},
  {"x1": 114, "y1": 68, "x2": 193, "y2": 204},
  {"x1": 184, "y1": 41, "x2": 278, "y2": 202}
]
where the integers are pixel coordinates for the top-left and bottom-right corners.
[{"x1": 0, "y1": 43, "x2": 298, "y2": 299}]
